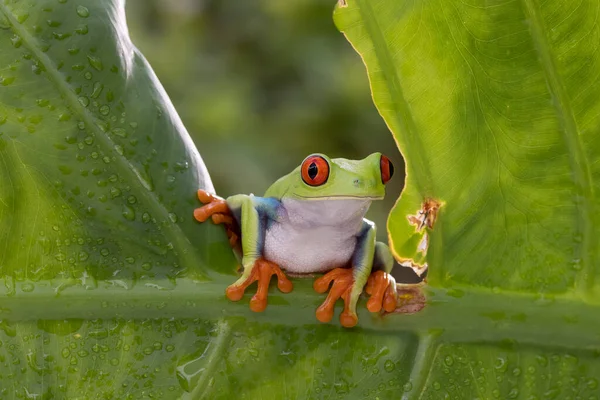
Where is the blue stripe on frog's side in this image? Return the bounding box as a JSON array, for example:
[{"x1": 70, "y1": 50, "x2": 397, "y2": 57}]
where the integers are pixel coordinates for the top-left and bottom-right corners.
[{"x1": 226, "y1": 194, "x2": 282, "y2": 262}]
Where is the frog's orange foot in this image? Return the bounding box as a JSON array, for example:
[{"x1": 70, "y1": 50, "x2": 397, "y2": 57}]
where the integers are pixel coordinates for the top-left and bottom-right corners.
[
  {"x1": 194, "y1": 189, "x2": 230, "y2": 222},
  {"x1": 365, "y1": 270, "x2": 398, "y2": 313},
  {"x1": 313, "y1": 268, "x2": 358, "y2": 328},
  {"x1": 225, "y1": 259, "x2": 293, "y2": 312},
  {"x1": 194, "y1": 189, "x2": 239, "y2": 246}
]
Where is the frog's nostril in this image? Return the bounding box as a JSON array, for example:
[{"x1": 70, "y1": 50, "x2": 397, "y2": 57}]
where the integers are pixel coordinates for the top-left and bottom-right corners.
[{"x1": 353, "y1": 179, "x2": 361, "y2": 187}]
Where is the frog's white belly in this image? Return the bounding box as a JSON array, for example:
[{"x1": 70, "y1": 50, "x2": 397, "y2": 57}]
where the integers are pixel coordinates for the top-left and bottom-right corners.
[{"x1": 263, "y1": 198, "x2": 370, "y2": 273}]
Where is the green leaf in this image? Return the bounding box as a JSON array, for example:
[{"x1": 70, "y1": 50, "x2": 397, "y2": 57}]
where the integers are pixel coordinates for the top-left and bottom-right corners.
[
  {"x1": 334, "y1": 0, "x2": 600, "y2": 398},
  {"x1": 1, "y1": 0, "x2": 599, "y2": 398}
]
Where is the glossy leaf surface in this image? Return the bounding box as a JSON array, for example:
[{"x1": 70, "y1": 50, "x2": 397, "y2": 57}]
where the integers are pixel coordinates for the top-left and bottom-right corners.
[
  {"x1": 335, "y1": 0, "x2": 600, "y2": 398},
  {"x1": 1, "y1": 0, "x2": 599, "y2": 399}
]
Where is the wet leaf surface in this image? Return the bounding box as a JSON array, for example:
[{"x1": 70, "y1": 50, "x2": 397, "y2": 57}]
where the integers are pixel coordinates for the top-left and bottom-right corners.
[{"x1": 1, "y1": 0, "x2": 599, "y2": 398}]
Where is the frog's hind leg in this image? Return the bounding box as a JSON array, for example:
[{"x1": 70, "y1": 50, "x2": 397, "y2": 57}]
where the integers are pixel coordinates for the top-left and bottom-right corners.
[{"x1": 365, "y1": 242, "x2": 398, "y2": 313}]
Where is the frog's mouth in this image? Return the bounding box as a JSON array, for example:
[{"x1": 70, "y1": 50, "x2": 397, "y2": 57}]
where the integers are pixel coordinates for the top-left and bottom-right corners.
[{"x1": 294, "y1": 194, "x2": 384, "y2": 201}]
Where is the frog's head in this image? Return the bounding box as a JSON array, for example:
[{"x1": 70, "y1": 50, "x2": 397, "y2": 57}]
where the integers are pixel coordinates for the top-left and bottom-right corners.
[{"x1": 266, "y1": 153, "x2": 394, "y2": 200}]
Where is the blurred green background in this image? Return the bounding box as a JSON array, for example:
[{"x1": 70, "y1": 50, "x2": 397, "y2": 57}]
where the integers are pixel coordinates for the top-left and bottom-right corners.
[{"x1": 125, "y1": 0, "x2": 404, "y2": 242}]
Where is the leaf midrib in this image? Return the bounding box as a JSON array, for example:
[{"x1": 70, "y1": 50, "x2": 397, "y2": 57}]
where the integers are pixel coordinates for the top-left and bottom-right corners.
[
  {"x1": 349, "y1": 0, "x2": 434, "y2": 197},
  {"x1": 0, "y1": 4, "x2": 203, "y2": 273},
  {"x1": 3, "y1": 280, "x2": 600, "y2": 351}
]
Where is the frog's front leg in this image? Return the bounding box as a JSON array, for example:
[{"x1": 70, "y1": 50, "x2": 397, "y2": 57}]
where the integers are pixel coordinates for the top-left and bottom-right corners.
[
  {"x1": 224, "y1": 195, "x2": 293, "y2": 312},
  {"x1": 314, "y1": 220, "x2": 398, "y2": 328},
  {"x1": 194, "y1": 189, "x2": 239, "y2": 247}
]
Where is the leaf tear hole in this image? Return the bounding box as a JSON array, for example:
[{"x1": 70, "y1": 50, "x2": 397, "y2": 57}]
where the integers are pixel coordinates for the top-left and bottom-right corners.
[{"x1": 407, "y1": 198, "x2": 441, "y2": 231}]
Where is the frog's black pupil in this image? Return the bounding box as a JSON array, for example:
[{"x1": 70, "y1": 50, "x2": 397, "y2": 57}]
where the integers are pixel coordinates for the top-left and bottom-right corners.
[
  {"x1": 389, "y1": 161, "x2": 394, "y2": 178},
  {"x1": 308, "y1": 163, "x2": 318, "y2": 180}
]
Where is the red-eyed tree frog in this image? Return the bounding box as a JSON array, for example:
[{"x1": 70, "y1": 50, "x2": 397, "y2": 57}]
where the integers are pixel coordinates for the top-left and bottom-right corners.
[{"x1": 194, "y1": 153, "x2": 399, "y2": 328}]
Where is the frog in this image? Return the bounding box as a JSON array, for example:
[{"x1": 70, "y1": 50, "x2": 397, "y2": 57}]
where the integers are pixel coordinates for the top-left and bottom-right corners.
[{"x1": 194, "y1": 153, "x2": 399, "y2": 328}]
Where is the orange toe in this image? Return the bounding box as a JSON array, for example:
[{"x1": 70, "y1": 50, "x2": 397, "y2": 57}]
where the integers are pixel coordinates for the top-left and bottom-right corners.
[
  {"x1": 366, "y1": 270, "x2": 397, "y2": 313},
  {"x1": 194, "y1": 202, "x2": 229, "y2": 223},
  {"x1": 194, "y1": 190, "x2": 231, "y2": 222},
  {"x1": 340, "y1": 311, "x2": 358, "y2": 328},
  {"x1": 383, "y1": 283, "x2": 398, "y2": 312},
  {"x1": 212, "y1": 213, "x2": 233, "y2": 225},
  {"x1": 225, "y1": 285, "x2": 245, "y2": 302},
  {"x1": 225, "y1": 259, "x2": 293, "y2": 312},
  {"x1": 314, "y1": 268, "x2": 356, "y2": 326},
  {"x1": 197, "y1": 189, "x2": 220, "y2": 204}
]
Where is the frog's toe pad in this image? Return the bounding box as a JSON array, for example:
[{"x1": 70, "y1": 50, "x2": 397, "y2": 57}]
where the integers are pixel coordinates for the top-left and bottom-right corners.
[
  {"x1": 314, "y1": 268, "x2": 357, "y2": 327},
  {"x1": 366, "y1": 270, "x2": 398, "y2": 313},
  {"x1": 339, "y1": 311, "x2": 358, "y2": 328},
  {"x1": 225, "y1": 259, "x2": 293, "y2": 312},
  {"x1": 194, "y1": 190, "x2": 231, "y2": 223}
]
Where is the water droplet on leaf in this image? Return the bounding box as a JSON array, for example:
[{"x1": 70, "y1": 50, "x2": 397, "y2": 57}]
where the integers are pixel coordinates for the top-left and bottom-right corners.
[{"x1": 76, "y1": 5, "x2": 90, "y2": 18}]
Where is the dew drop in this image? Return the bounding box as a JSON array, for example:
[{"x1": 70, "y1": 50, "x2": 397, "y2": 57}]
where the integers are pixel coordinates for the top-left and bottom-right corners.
[
  {"x1": 77, "y1": 96, "x2": 89, "y2": 107},
  {"x1": 75, "y1": 24, "x2": 88, "y2": 35},
  {"x1": 76, "y1": 5, "x2": 90, "y2": 18},
  {"x1": 16, "y1": 13, "x2": 29, "y2": 23},
  {"x1": 87, "y1": 55, "x2": 103, "y2": 71},
  {"x1": 52, "y1": 32, "x2": 72, "y2": 40},
  {"x1": 122, "y1": 205, "x2": 135, "y2": 221},
  {"x1": 112, "y1": 127, "x2": 127, "y2": 137},
  {"x1": 11, "y1": 35, "x2": 22, "y2": 48},
  {"x1": 21, "y1": 283, "x2": 34, "y2": 292},
  {"x1": 99, "y1": 105, "x2": 110, "y2": 116},
  {"x1": 142, "y1": 212, "x2": 151, "y2": 223},
  {"x1": 91, "y1": 82, "x2": 104, "y2": 98},
  {"x1": 61, "y1": 348, "x2": 70, "y2": 359},
  {"x1": 384, "y1": 360, "x2": 395, "y2": 372},
  {"x1": 1, "y1": 76, "x2": 15, "y2": 86},
  {"x1": 168, "y1": 213, "x2": 178, "y2": 223},
  {"x1": 110, "y1": 187, "x2": 121, "y2": 198}
]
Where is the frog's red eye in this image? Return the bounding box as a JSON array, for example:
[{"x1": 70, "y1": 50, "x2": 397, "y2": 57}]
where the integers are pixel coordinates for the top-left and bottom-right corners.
[
  {"x1": 380, "y1": 155, "x2": 394, "y2": 184},
  {"x1": 301, "y1": 155, "x2": 329, "y2": 186}
]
